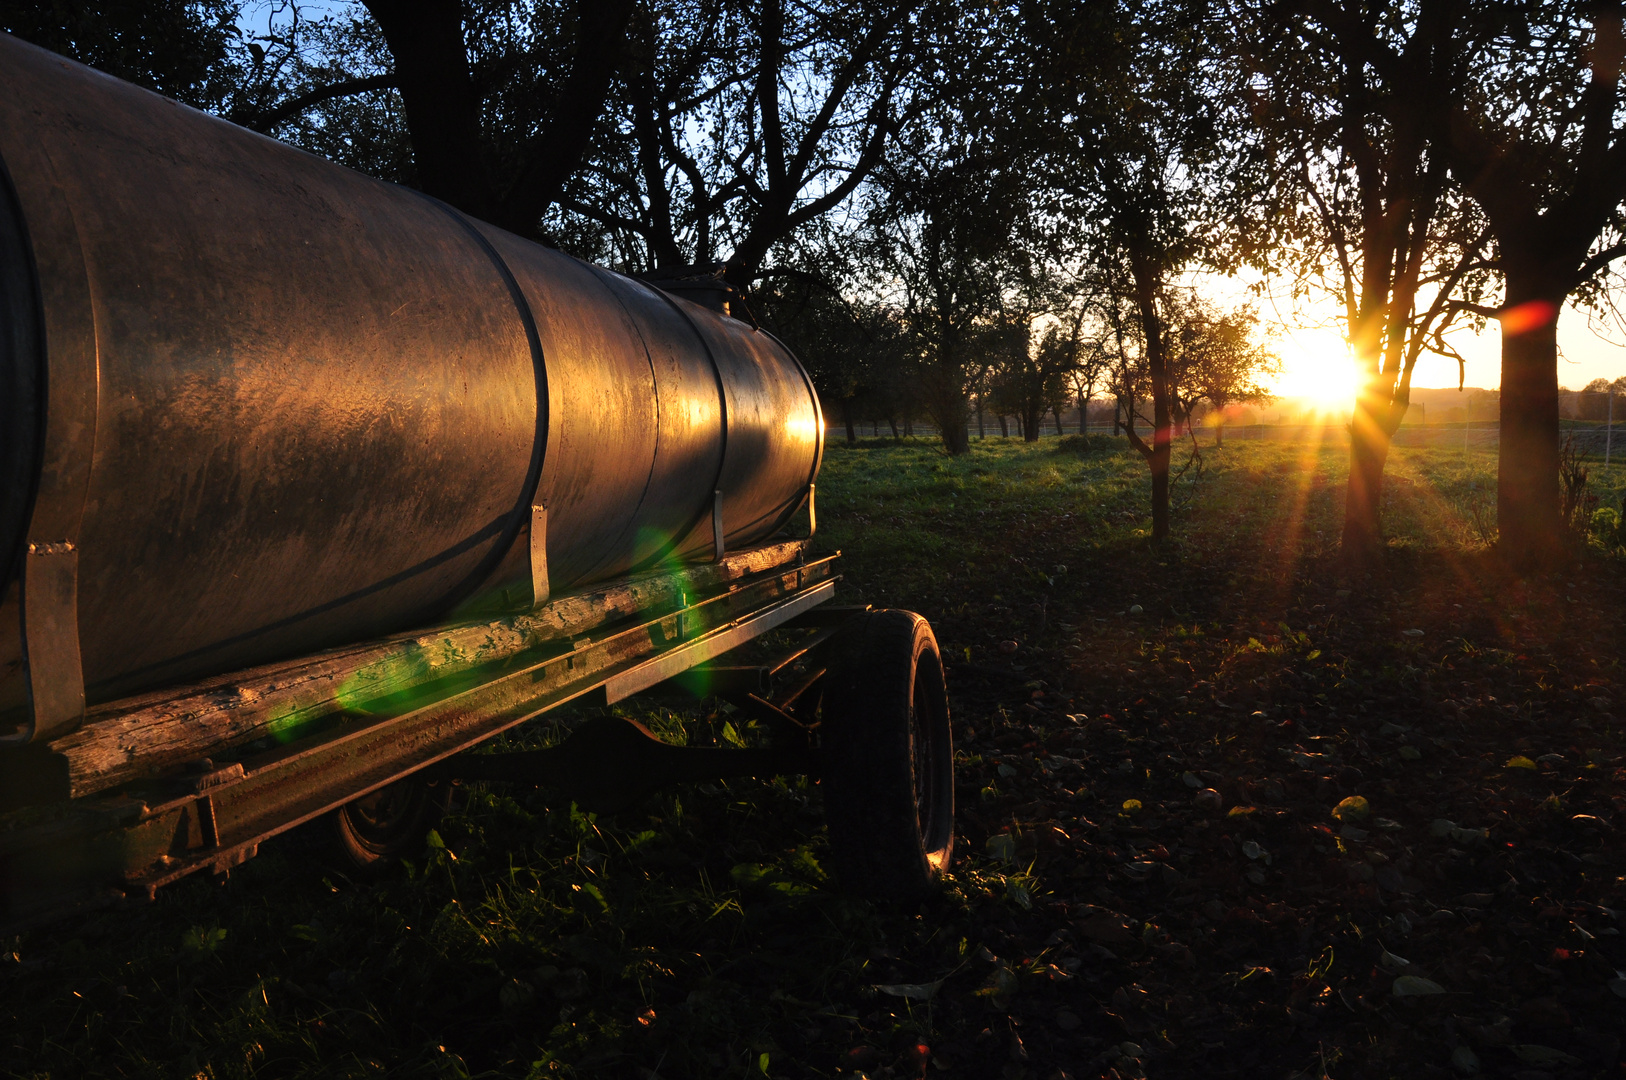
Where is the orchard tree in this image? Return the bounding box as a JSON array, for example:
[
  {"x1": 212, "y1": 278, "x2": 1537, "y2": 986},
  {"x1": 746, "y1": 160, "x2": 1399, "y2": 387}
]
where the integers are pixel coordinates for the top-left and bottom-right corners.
[
  {"x1": 1244, "y1": 0, "x2": 1491, "y2": 565},
  {"x1": 1026, "y1": 0, "x2": 1245, "y2": 541},
  {"x1": 555, "y1": 0, "x2": 918, "y2": 289},
  {"x1": 356, "y1": 0, "x2": 636, "y2": 236},
  {"x1": 0, "y1": 0, "x2": 239, "y2": 106},
  {"x1": 1162, "y1": 295, "x2": 1278, "y2": 446},
  {"x1": 1432, "y1": 0, "x2": 1626, "y2": 567},
  {"x1": 870, "y1": 143, "x2": 1038, "y2": 453}
]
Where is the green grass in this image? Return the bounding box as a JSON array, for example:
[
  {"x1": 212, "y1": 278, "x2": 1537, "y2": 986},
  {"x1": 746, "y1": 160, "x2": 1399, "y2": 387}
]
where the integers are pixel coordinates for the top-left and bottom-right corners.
[
  {"x1": 816, "y1": 432, "x2": 1624, "y2": 607},
  {"x1": 4, "y1": 433, "x2": 1623, "y2": 1079}
]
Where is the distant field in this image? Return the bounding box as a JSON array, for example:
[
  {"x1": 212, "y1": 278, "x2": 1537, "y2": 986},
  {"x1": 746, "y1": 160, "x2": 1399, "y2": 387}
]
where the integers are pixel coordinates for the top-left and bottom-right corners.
[
  {"x1": 4, "y1": 437, "x2": 1622, "y2": 1080},
  {"x1": 816, "y1": 434, "x2": 1626, "y2": 587}
]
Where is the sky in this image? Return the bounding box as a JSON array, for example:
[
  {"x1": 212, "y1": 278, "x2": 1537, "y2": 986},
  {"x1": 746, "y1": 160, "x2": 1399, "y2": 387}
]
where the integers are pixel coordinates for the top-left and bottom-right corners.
[{"x1": 1215, "y1": 272, "x2": 1626, "y2": 407}]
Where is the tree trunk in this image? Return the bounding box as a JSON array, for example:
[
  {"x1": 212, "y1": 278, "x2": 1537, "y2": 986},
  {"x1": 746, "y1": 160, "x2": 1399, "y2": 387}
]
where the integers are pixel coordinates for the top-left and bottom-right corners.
[
  {"x1": 887, "y1": 417, "x2": 899, "y2": 439},
  {"x1": 940, "y1": 412, "x2": 970, "y2": 455},
  {"x1": 998, "y1": 414, "x2": 1009, "y2": 437},
  {"x1": 1214, "y1": 420, "x2": 1223, "y2": 447},
  {"x1": 1054, "y1": 409, "x2": 1064, "y2": 436},
  {"x1": 841, "y1": 397, "x2": 856, "y2": 445},
  {"x1": 1130, "y1": 254, "x2": 1173, "y2": 544},
  {"x1": 364, "y1": 0, "x2": 492, "y2": 219},
  {"x1": 1148, "y1": 430, "x2": 1171, "y2": 542},
  {"x1": 484, "y1": 0, "x2": 636, "y2": 235},
  {"x1": 976, "y1": 398, "x2": 985, "y2": 438},
  {"x1": 1023, "y1": 403, "x2": 1042, "y2": 443},
  {"x1": 1341, "y1": 347, "x2": 1413, "y2": 567},
  {"x1": 1497, "y1": 280, "x2": 1564, "y2": 570},
  {"x1": 1342, "y1": 411, "x2": 1392, "y2": 564}
]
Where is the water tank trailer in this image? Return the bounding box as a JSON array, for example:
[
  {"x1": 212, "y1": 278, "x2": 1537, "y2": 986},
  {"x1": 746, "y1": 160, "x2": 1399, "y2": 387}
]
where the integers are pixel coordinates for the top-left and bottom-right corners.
[{"x1": 0, "y1": 34, "x2": 953, "y2": 923}]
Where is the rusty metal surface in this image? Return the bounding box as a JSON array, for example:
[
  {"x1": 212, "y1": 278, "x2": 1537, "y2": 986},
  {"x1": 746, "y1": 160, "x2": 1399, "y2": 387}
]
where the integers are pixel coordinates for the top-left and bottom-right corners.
[
  {"x1": 0, "y1": 555, "x2": 837, "y2": 923},
  {"x1": 0, "y1": 33, "x2": 821, "y2": 742}
]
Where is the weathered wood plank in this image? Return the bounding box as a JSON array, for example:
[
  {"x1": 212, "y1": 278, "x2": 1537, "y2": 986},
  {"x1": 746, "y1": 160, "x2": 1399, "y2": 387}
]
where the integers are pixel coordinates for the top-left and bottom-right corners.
[{"x1": 53, "y1": 542, "x2": 809, "y2": 797}]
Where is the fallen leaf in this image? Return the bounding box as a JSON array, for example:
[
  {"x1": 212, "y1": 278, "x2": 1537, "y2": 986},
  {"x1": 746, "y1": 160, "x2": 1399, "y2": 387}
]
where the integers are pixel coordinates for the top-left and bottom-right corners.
[
  {"x1": 1515, "y1": 998, "x2": 1570, "y2": 1029},
  {"x1": 1078, "y1": 913, "x2": 1134, "y2": 943},
  {"x1": 1509, "y1": 1044, "x2": 1579, "y2": 1067},
  {"x1": 975, "y1": 962, "x2": 1018, "y2": 1006},
  {"x1": 876, "y1": 979, "x2": 945, "y2": 1001},
  {"x1": 1182, "y1": 771, "x2": 1202, "y2": 788},
  {"x1": 499, "y1": 978, "x2": 535, "y2": 1010},
  {"x1": 985, "y1": 834, "x2": 1018, "y2": 864},
  {"x1": 1333, "y1": 796, "x2": 1371, "y2": 821},
  {"x1": 1402, "y1": 628, "x2": 1424, "y2": 637},
  {"x1": 842, "y1": 1046, "x2": 882, "y2": 1069},
  {"x1": 1391, "y1": 976, "x2": 1446, "y2": 996},
  {"x1": 1399, "y1": 745, "x2": 1422, "y2": 760},
  {"x1": 1121, "y1": 798, "x2": 1142, "y2": 815},
  {"x1": 1505, "y1": 755, "x2": 1537, "y2": 770},
  {"x1": 1450, "y1": 1045, "x2": 1480, "y2": 1075},
  {"x1": 1379, "y1": 949, "x2": 1411, "y2": 971}
]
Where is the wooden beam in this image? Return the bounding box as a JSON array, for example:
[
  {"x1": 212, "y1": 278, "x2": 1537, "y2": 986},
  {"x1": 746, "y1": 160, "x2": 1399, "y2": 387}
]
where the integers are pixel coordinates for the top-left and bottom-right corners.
[{"x1": 51, "y1": 541, "x2": 809, "y2": 797}]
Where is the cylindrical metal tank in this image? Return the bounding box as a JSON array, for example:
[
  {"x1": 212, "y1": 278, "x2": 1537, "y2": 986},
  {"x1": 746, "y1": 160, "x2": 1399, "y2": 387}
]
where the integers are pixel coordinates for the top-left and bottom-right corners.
[{"x1": 0, "y1": 33, "x2": 823, "y2": 744}]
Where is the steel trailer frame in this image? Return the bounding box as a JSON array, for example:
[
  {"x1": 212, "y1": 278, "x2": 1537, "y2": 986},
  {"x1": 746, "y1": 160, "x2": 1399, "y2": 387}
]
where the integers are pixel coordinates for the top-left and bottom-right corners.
[{"x1": 0, "y1": 540, "x2": 852, "y2": 928}]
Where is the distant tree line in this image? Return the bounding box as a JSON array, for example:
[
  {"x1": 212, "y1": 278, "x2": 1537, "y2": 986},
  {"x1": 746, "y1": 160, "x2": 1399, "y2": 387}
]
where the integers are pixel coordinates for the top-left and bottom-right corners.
[{"x1": 4, "y1": 0, "x2": 1623, "y2": 569}]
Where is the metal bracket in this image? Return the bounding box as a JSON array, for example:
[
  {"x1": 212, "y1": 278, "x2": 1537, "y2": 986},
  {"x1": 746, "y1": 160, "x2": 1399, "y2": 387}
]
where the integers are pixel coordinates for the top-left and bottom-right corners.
[
  {"x1": 712, "y1": 489, "x2": 725, "y2": 562},
  {"x1": 530, "y1": 503, "x2": 549, "y2": 607},
  {"x1": 805, "y1": 483, "x2": 817, "y2": 538},
  {"x1": 20, "y1": 542, "x2": 85, "y2": 745}
]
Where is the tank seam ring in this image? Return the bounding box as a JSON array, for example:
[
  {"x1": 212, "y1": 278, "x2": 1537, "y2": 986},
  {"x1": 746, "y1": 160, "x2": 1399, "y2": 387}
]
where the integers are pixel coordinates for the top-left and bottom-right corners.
[{"x1": 407, "y1": 194, "x2": 549, "y2": 617}]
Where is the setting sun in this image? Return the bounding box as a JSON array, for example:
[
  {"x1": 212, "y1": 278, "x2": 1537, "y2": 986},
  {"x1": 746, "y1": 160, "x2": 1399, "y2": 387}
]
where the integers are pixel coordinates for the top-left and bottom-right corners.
[{"x1": 1265, "y1": 325, "x2": 1359, "y2": 412}]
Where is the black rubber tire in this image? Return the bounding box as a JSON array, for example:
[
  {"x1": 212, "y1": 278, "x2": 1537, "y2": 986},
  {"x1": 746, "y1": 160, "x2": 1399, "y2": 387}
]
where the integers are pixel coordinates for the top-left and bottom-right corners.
[
  {"x1": 328, "y1": 776, "x2": 451, "y2": 874},
  {"x1": 820, "y1": 609, "x2": 954, "y2": 900}
]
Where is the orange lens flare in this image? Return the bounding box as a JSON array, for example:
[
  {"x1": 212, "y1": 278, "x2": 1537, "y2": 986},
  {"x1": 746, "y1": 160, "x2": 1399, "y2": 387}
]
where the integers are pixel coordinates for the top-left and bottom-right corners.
[{"x1": 1499, "y1": 300, "x2": 1557, "y2": 337}]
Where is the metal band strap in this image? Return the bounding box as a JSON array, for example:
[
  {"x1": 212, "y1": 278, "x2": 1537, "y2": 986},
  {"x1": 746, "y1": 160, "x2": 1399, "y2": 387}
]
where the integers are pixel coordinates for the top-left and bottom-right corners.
[
  {"x1": 0, "y1": 124, "x2": 99, "y2": 745},
  {"x1": 531, "y1": 504, "x2": 549, "y2": 607},
  {"x1": 712, "y1": 490, "x2": 725, "y2": 562}
]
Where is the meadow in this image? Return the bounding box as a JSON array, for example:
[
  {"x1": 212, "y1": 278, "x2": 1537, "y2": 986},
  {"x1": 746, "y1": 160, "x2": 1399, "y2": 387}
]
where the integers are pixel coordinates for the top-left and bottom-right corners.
[{"x1": 5, "y1": 436, "x2": 1624, "y2": 1080}]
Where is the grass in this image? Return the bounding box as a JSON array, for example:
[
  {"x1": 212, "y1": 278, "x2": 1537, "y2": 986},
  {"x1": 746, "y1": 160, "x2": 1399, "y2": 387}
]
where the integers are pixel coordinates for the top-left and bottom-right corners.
[{"x1": 4, "y1": 434, "x2": 1624, "y2": 1080}]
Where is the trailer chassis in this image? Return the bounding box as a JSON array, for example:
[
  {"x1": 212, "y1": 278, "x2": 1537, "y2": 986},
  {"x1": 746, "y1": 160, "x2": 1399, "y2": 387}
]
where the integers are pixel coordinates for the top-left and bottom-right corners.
[{"x1": 1, "y1": 542, "x2": 954, "y2": 927}]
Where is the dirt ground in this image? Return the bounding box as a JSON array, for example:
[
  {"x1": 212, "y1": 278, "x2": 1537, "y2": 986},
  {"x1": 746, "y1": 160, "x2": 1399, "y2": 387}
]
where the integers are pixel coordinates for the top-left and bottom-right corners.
[{"x1": 925, "y1": 544, "x2": 1625, "y2": 1080}]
